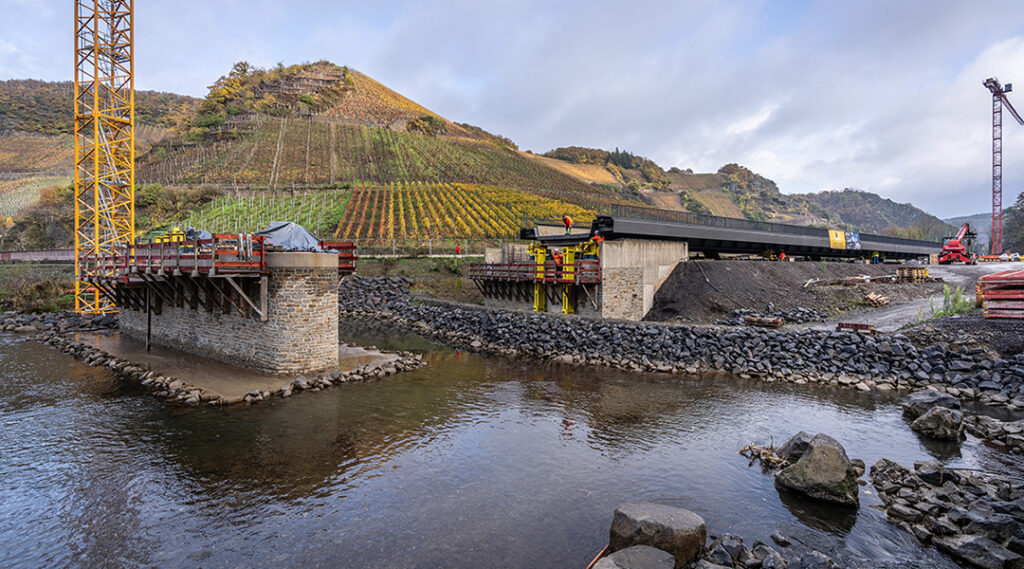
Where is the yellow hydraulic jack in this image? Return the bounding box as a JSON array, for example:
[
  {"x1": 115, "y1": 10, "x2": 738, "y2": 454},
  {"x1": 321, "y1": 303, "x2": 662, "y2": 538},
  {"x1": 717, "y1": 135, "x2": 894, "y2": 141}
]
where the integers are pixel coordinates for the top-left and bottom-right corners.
[
  {"x1": 529, "y1": 242, "x2": 547, "y2": 312},
  {"x1": 562, "y1": 246, "x2": 576, "y2": 315},
  {"x1": 529, "y1": 240, "x2": 601, "y2": 315}
]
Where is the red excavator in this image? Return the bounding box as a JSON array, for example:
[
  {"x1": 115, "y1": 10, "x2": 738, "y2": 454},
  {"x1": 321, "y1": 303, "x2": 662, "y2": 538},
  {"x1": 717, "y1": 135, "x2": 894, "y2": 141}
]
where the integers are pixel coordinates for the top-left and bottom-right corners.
[{"x1": 938, "y1": 223, "x2": 977, "y2": 264}]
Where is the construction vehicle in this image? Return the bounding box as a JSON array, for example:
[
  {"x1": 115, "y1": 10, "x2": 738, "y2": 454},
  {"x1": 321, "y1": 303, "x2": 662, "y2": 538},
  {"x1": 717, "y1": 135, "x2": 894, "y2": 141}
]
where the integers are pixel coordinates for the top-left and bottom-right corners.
[{"x1": 938, "y1": 223, "x2": 977, "y2": 264}]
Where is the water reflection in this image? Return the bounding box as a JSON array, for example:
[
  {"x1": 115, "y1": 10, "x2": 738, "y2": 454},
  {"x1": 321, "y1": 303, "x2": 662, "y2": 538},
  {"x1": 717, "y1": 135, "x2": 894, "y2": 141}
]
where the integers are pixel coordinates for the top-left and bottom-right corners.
[
  {"x1": 0, "y1": 327, "x2": 1012, "y2": 569},
  {"x1": 776, "y1": 488, "x2": 858, "y2": 534}
]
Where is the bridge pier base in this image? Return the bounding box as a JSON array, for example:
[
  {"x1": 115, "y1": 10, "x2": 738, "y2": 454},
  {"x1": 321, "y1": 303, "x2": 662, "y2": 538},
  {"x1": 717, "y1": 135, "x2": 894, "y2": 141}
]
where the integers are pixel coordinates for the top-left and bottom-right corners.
[{"x1": 118, "y1": 252, "x2": 339, "y2": 375}]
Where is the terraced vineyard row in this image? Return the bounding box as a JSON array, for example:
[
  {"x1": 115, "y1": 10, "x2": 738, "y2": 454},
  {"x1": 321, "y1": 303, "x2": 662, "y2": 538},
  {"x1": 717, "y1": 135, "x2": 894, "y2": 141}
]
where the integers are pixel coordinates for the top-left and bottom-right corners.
[
  {"x1": 337, "y1": 182, "x2": 594, "y2": 239},
  {"x1": 136, "y1": 117, "x2": 624, "y2": 210},
  {"x1": 0, "y1": 175, "x2": 70, "y2": 216},
  {"x1": 0, "y1": 133, "x2": 74, "y2": 173},
  {"x1": 318, "y1": 70, "x2": 460, "y2": 131},
  {"x1": 180, "y1": 192, "x2": 351, "y2": 237}
]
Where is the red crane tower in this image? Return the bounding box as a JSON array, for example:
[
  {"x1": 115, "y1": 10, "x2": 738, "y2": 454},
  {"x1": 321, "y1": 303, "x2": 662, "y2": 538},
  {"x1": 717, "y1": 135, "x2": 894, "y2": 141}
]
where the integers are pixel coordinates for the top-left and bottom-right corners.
[{"x1": 984, "y1": 77, "x2": 1024, "y2": 255}]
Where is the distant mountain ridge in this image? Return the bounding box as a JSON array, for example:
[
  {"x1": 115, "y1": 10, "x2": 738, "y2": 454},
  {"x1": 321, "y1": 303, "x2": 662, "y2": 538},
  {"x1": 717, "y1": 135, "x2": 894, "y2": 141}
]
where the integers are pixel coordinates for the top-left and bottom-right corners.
[
  {"x1": 0, "y1": 79, "x2": 198, "y2": 135},
  {"x1": 796, "y1": 188, "x2": 954, "y2": 240}
]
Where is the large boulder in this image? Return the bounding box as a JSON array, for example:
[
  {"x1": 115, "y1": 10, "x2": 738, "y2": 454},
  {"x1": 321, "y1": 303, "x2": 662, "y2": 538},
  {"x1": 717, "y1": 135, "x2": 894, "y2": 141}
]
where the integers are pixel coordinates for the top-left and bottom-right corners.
[
  {"x1": 910, "y1": 406, "x2": 965, "y2": 440},
  {"x1": 777, "y1": 431, "x2": 814, "y2": 462},
  {"x1": 933, "y1": 534, "x2": 1024, "y2": 569},
  {"x1": 593, "y1": 545, "x2": 675, "y2": 569},
  {"x1": 775, "y1": 434, "x2": 860, "y2": 506},
  {"x1": 902, "y1": 389, "x2": 961, "y2": 420},
  {"x1": 609, "y1": 503, "x2": 707, "y2": 568}
]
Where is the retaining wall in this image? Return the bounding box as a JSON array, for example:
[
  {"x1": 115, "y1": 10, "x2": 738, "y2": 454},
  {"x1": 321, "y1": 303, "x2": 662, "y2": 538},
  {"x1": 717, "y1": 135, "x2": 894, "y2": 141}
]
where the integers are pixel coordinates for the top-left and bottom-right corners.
[{"x1": 120, "y1": 252, "x2": 339, "y2": 374}]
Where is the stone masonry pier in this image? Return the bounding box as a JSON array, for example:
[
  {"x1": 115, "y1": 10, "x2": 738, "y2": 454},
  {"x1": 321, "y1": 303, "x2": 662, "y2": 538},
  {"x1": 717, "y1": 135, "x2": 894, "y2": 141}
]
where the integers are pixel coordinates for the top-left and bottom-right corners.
[{"x1": 118, "y1": 252, "x2": 339, "y2": 375}]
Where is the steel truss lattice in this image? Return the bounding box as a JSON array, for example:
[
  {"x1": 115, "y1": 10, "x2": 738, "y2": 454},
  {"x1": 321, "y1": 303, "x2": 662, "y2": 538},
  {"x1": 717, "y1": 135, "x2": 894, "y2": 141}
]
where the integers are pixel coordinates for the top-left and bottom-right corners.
[{"x1": 74, "y1": 0, "x2": 135, "y2": 313}]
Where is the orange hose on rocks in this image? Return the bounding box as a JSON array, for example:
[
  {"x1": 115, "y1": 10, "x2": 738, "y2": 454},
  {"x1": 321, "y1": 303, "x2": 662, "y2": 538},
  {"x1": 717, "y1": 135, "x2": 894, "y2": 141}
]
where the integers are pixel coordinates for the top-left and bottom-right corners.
[{"x1": 585, "y1": 545, "x2": 610, "y2": 569}]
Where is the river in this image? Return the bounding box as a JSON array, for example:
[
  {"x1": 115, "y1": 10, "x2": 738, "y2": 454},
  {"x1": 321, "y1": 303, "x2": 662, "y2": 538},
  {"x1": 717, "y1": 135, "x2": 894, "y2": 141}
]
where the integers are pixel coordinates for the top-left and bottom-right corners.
[{"x1": 0, "y1": 320, "x2": 1017, "y2": 569}]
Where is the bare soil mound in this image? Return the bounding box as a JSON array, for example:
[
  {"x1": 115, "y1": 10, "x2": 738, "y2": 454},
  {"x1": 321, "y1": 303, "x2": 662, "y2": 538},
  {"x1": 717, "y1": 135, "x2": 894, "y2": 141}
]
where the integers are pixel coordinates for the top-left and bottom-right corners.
[
  {"x1": 646, "y1": 260, "x2": 942, "y2": 324},
  {"x1": 904, "y1": 313, "x2": 1024, "y2": 357}
]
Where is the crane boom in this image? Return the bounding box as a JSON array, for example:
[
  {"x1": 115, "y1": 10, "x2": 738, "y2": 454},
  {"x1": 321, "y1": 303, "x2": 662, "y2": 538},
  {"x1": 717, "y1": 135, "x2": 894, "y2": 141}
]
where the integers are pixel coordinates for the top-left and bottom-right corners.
[{"x1": 1004, "y1": 95, "x2": 1024, "y2": 126}]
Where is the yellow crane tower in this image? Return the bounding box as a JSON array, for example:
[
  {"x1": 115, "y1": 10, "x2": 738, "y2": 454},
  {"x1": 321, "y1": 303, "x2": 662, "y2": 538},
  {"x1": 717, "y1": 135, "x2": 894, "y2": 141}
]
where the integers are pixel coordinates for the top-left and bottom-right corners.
[{"x1": 74, "y1": 0, "x2": 135, "y2": 313}]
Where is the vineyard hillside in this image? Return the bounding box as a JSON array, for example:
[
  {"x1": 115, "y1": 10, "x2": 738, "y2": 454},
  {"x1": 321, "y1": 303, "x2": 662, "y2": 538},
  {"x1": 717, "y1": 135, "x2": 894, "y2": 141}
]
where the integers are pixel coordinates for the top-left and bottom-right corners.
[
  {"x1": 175, "y1": 183, "x2": 595, "y2": 241},
  {"x1": 137, "y1": 117, "x2": 639, "y2": 210}
]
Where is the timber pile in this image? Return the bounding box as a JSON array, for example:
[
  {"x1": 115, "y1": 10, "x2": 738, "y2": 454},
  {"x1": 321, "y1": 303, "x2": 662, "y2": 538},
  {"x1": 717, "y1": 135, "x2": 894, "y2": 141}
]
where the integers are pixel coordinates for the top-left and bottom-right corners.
[
  {"x1": 804, "y1": 271, "x2": 941, "y2": 288},
  {"x1": 977, "y1": 270, "x2": 1024, "y2": 319},
  {"x1": 865, "y1": 292, "x2": 891, "y2": 307},
  {"x1": 744, "y1": 316, "x2": 783, "y2": 329},
  {"x1": 897, "y1": 267, "x2": 929, "y2": 282}
]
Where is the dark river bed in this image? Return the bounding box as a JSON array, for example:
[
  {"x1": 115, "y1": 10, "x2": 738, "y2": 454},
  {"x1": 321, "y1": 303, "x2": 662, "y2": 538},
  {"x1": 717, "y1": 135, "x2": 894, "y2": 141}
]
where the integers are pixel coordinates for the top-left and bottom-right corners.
[{"x1": 0, "y1": 320, "x2": 1019, "y2": 569}]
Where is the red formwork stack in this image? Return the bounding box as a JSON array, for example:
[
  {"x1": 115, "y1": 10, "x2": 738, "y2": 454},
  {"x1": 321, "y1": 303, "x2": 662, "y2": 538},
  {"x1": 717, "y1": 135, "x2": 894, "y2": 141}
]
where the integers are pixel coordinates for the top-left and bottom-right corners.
[{"x1": 977, "y1": 270, "x2": 1024, "y2": 318}]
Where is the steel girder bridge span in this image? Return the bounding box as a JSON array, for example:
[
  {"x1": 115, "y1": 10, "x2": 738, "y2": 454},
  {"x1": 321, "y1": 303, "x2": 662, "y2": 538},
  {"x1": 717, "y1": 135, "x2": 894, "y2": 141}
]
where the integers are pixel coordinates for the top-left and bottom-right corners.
[{"x1": 530, "y1": 216, "x2": 939, "y2": 260}]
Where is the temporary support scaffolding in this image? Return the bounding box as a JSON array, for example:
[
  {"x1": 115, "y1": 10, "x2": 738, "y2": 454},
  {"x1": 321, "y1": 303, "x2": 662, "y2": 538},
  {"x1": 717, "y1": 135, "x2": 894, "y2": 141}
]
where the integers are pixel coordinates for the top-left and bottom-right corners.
[
  {"x1": 87, "y1": 233, "x2": 270, "y2": 321},
  {"x1": 468, "y1": 240, "x2": 601, "y2": 315}
]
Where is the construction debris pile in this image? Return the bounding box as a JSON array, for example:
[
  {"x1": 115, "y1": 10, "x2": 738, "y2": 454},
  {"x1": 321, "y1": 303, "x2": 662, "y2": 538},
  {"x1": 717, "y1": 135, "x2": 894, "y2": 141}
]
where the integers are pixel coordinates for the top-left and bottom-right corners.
[
  {"x1": 804, "y1": 272, "x2": 942, "y2": 288},
  {"x1": 977, "y1": 270, "x2": 1024, "y2": 319},
  {"x1": 716, "y1": 306, "x2": 829, "y2": 326}
]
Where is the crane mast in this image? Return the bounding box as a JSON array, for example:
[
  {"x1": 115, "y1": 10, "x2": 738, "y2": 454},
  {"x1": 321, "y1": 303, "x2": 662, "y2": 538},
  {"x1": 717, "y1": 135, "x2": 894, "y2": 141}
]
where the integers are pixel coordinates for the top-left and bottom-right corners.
[
  {"x1": 74, "y1": 0, "x2": 135, "y2": 313},
  {"x1": 984, "y1": 77, "x2": 1024, "y2": 256}
]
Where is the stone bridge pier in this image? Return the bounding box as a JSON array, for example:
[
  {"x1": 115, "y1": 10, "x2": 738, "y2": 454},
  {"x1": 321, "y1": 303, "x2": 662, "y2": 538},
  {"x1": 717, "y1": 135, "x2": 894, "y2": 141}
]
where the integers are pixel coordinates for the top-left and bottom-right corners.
[{"x1": 117, "y1": 252, "x2": 339, "y2": 375}]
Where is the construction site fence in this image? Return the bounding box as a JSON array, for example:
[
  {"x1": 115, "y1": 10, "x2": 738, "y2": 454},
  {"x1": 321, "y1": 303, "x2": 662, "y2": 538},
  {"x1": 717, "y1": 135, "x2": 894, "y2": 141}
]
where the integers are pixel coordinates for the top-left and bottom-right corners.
[{"x1": 352, "y1": 239, "x2": 514, "y2": 257}]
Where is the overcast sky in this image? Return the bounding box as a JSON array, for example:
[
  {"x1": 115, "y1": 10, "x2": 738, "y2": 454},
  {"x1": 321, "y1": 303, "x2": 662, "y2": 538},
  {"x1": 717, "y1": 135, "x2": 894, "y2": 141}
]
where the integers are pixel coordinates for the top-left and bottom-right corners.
[{"x1": 3, "y1": 0, "x2": 1024, "y2": 218}]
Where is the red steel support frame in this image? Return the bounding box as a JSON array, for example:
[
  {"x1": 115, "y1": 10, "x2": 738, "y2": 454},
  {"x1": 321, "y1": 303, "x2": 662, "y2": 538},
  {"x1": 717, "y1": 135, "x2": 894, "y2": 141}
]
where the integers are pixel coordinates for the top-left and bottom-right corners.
[{"x1": 992, "y1": 90, "x2": 1003, "y2": 255}]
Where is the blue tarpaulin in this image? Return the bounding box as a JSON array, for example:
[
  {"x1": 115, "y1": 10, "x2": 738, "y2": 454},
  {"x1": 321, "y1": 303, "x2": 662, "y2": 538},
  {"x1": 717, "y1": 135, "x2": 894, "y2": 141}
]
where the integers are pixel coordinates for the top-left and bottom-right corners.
[{"x1": 254, "y1": 221, "x2": 324, "y2": 252}]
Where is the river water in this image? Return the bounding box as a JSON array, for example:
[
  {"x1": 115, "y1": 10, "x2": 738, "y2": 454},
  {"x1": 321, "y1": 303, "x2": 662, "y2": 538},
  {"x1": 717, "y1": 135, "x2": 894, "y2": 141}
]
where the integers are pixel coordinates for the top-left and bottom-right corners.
[{"x1": 0, "y1": 321, "x2": 1018, "y2": 569}]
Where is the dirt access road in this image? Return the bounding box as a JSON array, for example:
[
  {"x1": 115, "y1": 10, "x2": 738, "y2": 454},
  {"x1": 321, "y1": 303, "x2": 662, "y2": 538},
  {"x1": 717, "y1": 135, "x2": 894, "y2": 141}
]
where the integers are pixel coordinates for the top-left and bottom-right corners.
[{"x1": 802, "y1": 261, "x2": 1024, "y2": 332}]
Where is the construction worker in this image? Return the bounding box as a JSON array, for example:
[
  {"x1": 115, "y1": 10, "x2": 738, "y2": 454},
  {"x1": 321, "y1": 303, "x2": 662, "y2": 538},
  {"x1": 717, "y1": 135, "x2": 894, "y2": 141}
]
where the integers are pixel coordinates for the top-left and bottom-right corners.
[
  {"x1": 591, "y1": 232, "x2": 605, "y2": 245},
  {"x1": 778, "y1": 251, "x2": 787, "y2": 262},
  {"x1": 455, "y1": 244, "x2": 462, "y2": 255},
  {"x1": 562, "y1": 214, "x2": 574, "y2": 234}
]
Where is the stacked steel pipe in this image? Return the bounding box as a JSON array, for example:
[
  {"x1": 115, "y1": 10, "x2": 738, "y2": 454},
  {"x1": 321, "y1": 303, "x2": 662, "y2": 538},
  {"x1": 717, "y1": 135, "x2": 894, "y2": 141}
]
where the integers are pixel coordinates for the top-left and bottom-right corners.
[{"x1": 977, "y1": 270, "x2": 1024, "y2": 318}]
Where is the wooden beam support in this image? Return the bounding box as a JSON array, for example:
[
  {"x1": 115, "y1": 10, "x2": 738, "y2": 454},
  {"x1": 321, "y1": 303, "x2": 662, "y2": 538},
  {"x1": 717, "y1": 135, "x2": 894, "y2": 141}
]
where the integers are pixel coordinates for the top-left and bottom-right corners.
[{"x1": 224, "y1": 275, "x2": 265, "y2": 320}]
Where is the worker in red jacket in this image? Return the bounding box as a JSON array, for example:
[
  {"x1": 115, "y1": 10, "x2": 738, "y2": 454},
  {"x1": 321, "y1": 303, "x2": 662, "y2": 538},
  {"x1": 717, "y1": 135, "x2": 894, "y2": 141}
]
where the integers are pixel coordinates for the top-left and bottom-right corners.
[{"x1": 562, "y1": 214, "x2": 574, "y2": 234}]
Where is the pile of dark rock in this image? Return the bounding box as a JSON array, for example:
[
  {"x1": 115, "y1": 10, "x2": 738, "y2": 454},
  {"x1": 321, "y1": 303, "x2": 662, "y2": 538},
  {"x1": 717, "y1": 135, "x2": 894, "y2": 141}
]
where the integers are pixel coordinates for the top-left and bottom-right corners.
[
  {"x1": 964, "y1": 415, "x2": 1024, "y2": 454},
  {"x1": 338, "y1": 276, "x2": 411, "y2": 311},
  {"x1": 597, "y1": 502, "x2": 839, "y2": 569},
  {"x1": 716, "y1": 307, "x2": 828, "y2": 326},
  {"x1": 336, "y1": 277, "x2": 1024, "y2": 411},
  {"x1": 870, "y1": 459, "x2": 1023, "y2": 569},
  {"x1": 1, "y1": 311, "x2": 117, "y2": 333}
]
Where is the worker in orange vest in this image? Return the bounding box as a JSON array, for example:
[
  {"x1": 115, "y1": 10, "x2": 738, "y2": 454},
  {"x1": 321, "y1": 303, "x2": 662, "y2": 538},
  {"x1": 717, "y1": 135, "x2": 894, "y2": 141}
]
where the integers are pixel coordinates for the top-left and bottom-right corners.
[
  {"x1": 562, "y1": 214, "x2": 574, "y2": 234},
  {"x1": 778, "y1": 251, "x2": 787, "y2": 262}
]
